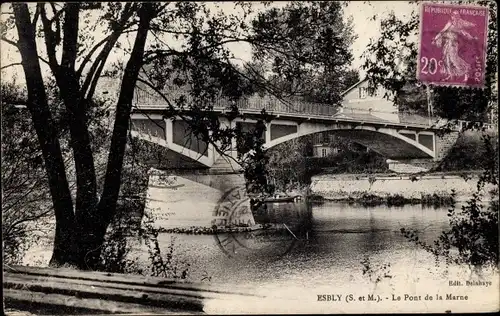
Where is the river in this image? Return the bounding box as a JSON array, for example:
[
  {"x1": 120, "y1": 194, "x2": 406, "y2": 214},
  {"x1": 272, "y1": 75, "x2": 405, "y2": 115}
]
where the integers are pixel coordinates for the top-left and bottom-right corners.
[
  {"x1": 150, "y1": 201, "x2": 498, "y2": 313},
  {"x1": 22, "y1": 200, "x2": 499, "y2": 313},
  {"x1": 155, "y1": 201, "x2": 448, "y2": 285}
]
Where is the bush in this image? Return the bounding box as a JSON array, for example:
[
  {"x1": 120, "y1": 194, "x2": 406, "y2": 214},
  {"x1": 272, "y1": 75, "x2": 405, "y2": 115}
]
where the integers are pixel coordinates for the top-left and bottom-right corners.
[
  {"x1": 99, "y1": 207, "x2": 190, "y2": 280},
  {"x1": 386, "y1": 194, "x2": 408, "y2": 206},
  {"x1": 420, "y1": 193, "x2": 455, "y2": 207},
  {"x1": 307, "y1": 150, "x2": 389, "y2": 176},
  {"x1": 98, "y1": 136, "x2": 190, "y2": 279}
]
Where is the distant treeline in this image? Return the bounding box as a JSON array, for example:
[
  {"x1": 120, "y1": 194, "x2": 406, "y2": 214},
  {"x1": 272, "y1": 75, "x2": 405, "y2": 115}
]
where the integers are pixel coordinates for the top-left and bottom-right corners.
[{"x1": 306, "y1": 149, "x2": 389, "y2": 176}]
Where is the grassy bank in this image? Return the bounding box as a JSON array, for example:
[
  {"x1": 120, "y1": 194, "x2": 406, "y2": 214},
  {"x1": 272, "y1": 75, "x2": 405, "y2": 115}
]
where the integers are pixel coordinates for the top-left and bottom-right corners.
[
  {"x1": 312, "y1": 192, "x2": 455, "y2": 207},
  {"x1": 156, "y1": 223, "x2": 287, "y2": 235}
]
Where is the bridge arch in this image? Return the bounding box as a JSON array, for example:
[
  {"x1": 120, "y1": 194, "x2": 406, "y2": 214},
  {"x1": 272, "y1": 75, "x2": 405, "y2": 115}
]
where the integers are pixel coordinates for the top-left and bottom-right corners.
[{"x1": 263, "y1": 123, "x2": 435, "y2": 160}]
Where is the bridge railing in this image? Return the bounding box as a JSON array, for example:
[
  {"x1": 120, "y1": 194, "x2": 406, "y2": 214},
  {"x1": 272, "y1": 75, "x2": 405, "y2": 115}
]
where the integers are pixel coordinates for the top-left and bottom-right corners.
[
  {"x1": 455, "y1": 120, "x2": 496, "y2": 131},
  {"x1": 135, "y1": 89, "x2": 340, "y2": 117},
  {"x1": 212, "y1": 96, "x2": 339, "y2": 117},
  {"x1": 134, "y1": 90, "x2": 496, "y2": 130}
]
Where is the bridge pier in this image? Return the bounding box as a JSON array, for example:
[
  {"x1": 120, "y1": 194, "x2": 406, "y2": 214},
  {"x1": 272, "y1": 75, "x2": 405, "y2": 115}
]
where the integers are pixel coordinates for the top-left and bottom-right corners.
[
  {"x1": 146, "y1": 168, "x2": 255, "y2": 230},
  {"x1": 434, "y1": 131, "x2": 460, "y2": 161},
  {"x1": 386, "y1": 159, "x2": 435, "y2": 174}
]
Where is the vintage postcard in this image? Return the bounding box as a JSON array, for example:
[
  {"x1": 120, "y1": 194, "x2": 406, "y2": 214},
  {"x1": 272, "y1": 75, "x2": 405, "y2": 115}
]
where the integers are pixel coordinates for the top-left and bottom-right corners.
[{"x1": 2, "y1": 1, "x2": 498, "y2": 315}]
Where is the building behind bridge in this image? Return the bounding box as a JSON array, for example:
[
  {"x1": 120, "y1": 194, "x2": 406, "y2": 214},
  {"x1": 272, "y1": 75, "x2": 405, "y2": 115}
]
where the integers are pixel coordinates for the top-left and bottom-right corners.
[{"x1": 310, "y1": 77, "x2": 399, "y2": 158}]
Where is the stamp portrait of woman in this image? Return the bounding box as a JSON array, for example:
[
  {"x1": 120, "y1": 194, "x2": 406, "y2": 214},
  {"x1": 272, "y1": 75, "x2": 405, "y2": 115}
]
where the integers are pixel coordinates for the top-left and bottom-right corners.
[{"x1": 431, "y1": 10, "x2": 479, "y2": 82}]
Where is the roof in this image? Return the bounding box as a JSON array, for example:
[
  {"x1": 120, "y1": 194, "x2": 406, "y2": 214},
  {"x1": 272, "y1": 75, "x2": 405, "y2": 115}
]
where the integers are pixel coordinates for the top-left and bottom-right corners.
[{"x1": 340, "y1": 77, "x2": 367, "y2": 97}]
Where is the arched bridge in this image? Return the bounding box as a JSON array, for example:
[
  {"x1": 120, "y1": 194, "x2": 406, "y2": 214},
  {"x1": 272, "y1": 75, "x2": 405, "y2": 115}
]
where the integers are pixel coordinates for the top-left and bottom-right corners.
[{"x1": 129, "y1": 92, "x2": 470, "y2": 173}]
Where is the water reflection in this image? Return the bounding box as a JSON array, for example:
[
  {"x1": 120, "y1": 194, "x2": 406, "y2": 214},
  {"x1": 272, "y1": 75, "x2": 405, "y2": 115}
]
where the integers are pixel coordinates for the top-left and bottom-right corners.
[{"x1": 159, "y1": 201, "x2": 452, "y2": 290}]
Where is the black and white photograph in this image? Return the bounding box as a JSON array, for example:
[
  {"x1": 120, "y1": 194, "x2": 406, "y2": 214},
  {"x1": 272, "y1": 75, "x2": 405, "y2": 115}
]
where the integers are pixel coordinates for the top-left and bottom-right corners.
[{"x1": 1, "y1": 1, "x2": 498, "y2": 314}]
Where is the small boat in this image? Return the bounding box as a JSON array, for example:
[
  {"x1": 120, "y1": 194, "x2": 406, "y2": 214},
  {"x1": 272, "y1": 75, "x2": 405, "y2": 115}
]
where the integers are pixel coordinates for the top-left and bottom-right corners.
[
  {"x1": 149, "y1": 183, "x2": 185, "y2": 189},
  {"x1": 261, "y1": 195, "x2": 302, "y2": 203},
  {"x1": 262, "y1": 196, "x2": 295, "y2": 203}
]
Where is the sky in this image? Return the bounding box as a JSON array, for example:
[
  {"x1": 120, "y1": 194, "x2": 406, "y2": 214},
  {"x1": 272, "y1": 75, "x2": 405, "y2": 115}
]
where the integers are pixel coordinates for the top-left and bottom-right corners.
[
  {"x1": 0, "y1": 1, "x2": 419, "y2": 83},
  {"x1": 345, "y1": 1, "x2": 417, "y2": 75}
]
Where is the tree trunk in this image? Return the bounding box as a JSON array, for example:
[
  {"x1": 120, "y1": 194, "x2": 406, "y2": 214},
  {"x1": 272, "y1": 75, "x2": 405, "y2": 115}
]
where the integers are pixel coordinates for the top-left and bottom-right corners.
[
  {"x1": 57, "y1": 70, "x2": 103, "y2": 270},
  {"x1": 57, "y1": 3, "x2": 99, "y2": 217},
  {"x1": 72, "y1": 3, "x2": 155, "y2": 270},
  {"x1": 12, "y1": 3, "x2": 77, "y2": 267}
]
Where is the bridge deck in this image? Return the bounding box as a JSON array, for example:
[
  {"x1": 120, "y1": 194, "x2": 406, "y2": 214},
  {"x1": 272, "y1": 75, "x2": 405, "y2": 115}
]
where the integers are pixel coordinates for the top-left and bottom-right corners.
[
  {"x1": 132, "y1": 90, "x2": 495, "y2": 131},
  {"x1": 133, "y1": 94, "x2": 442, "y2": 130}
]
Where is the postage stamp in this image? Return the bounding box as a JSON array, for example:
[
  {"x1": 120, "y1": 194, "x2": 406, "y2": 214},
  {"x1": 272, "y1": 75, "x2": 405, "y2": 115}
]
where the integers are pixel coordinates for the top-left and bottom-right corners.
[{"x1": 417, "y1": 3, "x2": 489, "y2": 88}]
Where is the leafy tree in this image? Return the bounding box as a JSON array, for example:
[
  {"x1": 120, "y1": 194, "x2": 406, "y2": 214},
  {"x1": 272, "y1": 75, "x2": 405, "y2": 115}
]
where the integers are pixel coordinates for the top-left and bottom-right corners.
[
  {"x1": 2, "y1": 2, "x2": 355, "y2": 270},
  {"x1": 435, "y1": 130, "x2": 499, "y2": 171},
  {"x1": 340, "y1": 68, "x2": 361, "y2": 92},
  {"x1": 1, "y1": 79, "x2": 113, "y2": 264},
  {"x1": 362, "y1": 1, "x2": 498, "y2": 270},
  {"x1": 267, "y1": 139, "x2": 309, "y2": 192},
  {"x1": 247, "y1": 1, "x2": 357, "y2": 105}
]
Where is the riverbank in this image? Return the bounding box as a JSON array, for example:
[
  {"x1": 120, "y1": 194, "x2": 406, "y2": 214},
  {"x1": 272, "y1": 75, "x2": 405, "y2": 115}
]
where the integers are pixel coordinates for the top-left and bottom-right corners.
[
  {"x1": 156, "y1": 223, "x2": 288, "y2": 235},
  {"x1": 309, "y1": 192, "x2": 455, "y2": 207},
  {"x1": 310, "y1": 171, "x2": 496, "y2": 205}
]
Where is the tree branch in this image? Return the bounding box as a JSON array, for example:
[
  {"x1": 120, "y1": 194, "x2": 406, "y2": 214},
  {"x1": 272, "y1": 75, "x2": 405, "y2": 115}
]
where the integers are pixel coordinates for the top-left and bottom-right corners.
[
  {"x1": 38, "y1": 55, "x2": 50, "y2": 66},
  {"x1": 31, "y1": 4, "x2": 40, "y2": 28},
  {"x1": 81, "y1": 3, "x2": 136, "y2": 100},
  {"x1": 5, "y1": 208, "x2": 53, "y2": 238},
  {"x1": 98, "y1": 2, "x2": 155, "y2": 224},
  {"x1": 0, "y1": 62, "x2": 22, "y2": 70},
  {"x1": 76, "y1": 28, "x2": 139, "y2": 79},
  {"x1": 49, "y1": 3, "x2": 62, "y2": 45},
  {"x1": 1, "y1": 36, "x2": 18, "y2": 48},
  {"x1": 60, "y1": 3, "x2": 79, "y2": 70},
  {"x1": 76, "y1": 34, "x2": 114, "y2": 78},
  {"x1": 39, "y1": 3, "x2": 59, "y2": 71},
  {"x1": 56, "y1": 7, "x2": 99, "y2": 222},
  {"x1": 85, "y1": 58, "x2": 107, "y2": 101},
  {"x1": 12, "y1": 2, "x2": 76, "y2": 265},
  {"x1": 48, "y1": 3, "x2": 65, "y2": 23}
]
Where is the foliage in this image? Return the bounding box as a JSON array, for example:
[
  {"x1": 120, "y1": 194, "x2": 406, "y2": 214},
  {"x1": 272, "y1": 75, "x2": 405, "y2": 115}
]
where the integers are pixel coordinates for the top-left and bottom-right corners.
[
  {"x1": 341, "y1": 69, "x2": 362, "y2": 92},
  {"x1": 237, "y1": 118, "x2": 275, "y2": 196},
  {"x1": 267, "y1": 139, "x2": 310, "y2": 192},
  {"x1": 1, "y1": 78, "x2": 112, "y2": 264},
  {"x1": 145, "y1": 231, "x2": 190, "y2": 279},
  {"x1": 264, "y1": 133, "x2": 390, "y2": 191},
  {"x1": 361, "y1": 256, "x2": 392, "y2": 291},
  {"x1": 249, "y1": 1, "x2": 357, "y2": 104},
  {"x1": 307, "y1": 149, "x2": 389, "y2": 175},
  {"x1": 1, "y1": 80, "x2": 104, "y2": 264},
  {"x1": 99, "y1": 209, "x2": 190, "y2": 280},
  {"x1": 99, "y1": 135, "x2": 189, "y2": 278},
  {"x1": 2, "y1": 1, "x2": 357, "y2": 269},
  {"x1": 1, "y1": 83, "x2": 47, "y2": 264}
]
